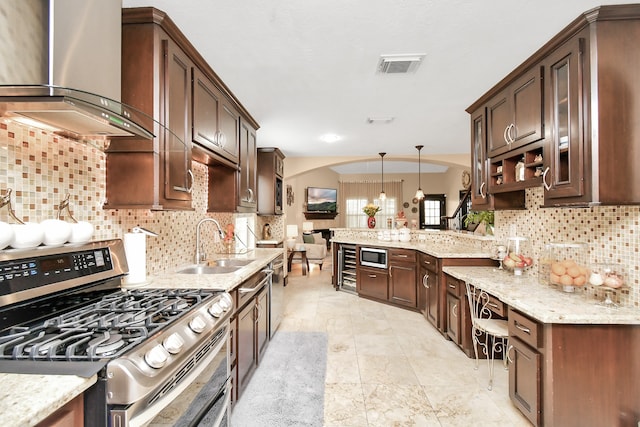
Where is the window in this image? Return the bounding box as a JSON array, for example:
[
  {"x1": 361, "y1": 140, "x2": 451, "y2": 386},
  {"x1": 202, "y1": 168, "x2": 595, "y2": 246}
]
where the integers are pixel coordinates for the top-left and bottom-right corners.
[
  {"x1": 419, "y1": 194, "x2": 446, "y2": 230},
  {"x1": 344, "y1": 197, "x2": 397, "y2": 228}
]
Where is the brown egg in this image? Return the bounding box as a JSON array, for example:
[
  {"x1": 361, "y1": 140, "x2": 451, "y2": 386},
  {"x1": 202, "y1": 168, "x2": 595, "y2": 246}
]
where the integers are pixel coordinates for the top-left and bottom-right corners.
[
  {"x1": 573, "y1": 275, "x2": 586, "y2": 286},
  {"x1": 550, "y1": 272, "x2": 561, "y2": 284},
  {"x1": 551, "y1": 262, "x2": 566, "y2": 276},
  {"x1": 578, "y1": 266, "x2": 590, "y2": 276},
  {"x1": 567, "y1": 266, "x2": 582, "y2": 278},
  {"x1": 559, "y1": 274, "x2": 574, "y2": 285},
  {"x1": 561, "y1": 259, "x2": 577, "y2": 269}
]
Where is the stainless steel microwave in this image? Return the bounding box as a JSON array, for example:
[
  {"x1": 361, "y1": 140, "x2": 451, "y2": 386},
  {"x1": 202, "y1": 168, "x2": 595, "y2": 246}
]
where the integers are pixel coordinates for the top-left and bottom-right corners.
[{"x1": 359, "y1": 247, "x2": 387, "y2": 269}]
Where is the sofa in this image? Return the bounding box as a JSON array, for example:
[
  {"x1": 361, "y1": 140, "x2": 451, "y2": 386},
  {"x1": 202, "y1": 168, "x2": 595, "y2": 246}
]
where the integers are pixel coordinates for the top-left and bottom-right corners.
[{"x1": 290, "y1": 232, "x2": 328, "y2": 270}]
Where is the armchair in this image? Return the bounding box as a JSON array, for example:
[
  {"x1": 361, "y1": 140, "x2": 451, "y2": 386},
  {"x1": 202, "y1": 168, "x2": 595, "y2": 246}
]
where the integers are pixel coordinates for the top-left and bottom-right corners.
[{"x1": 291, "y1": 232, "x2": 328, "y2": 269}]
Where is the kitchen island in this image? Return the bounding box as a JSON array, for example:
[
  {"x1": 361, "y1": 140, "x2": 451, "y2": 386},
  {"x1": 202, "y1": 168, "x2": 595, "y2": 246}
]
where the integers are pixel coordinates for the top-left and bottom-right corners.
[
  {"x1": 444, "y1": 266, "x2": 640, "y2": 427},
  {"x1": 0, "y1": 248, "x2": 282, "y2": 427}
]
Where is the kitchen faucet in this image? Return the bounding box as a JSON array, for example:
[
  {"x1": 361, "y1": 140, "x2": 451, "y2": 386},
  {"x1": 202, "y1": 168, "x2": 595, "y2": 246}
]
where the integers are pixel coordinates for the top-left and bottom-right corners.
[{"x1": 195, "y1": 218, "x2": 225, "y2": 264}]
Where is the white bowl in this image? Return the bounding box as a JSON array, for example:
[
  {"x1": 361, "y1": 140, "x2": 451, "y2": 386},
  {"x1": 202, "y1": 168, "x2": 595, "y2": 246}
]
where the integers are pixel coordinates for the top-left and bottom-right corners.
[
  {"x1": 10, "y1": 222, "x2": 44, "y2": 249},
  {"x1": 0, "y1": 221, "x2": 14, "y2": 250},
  {"x1": 69, "y1": 221, "x2": 94, "y2": 243},
  {"x1": 41, "y1": 219, "x2": 72, "y2": 246}
]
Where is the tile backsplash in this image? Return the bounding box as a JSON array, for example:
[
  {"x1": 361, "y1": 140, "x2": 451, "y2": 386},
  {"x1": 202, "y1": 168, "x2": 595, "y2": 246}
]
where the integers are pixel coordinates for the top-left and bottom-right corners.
[{"x1": 0, "y1": 121, "x2": 250, "y2": 276}]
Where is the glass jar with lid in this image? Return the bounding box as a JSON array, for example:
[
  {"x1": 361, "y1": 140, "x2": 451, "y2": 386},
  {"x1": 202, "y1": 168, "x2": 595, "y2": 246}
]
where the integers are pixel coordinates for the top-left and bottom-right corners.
[
  {"x1": 503, "y1": 236, "x2": 533, "y2": 276},
  {"x1": 538, "y1": 242, "x2": 589, "y2": 292}
]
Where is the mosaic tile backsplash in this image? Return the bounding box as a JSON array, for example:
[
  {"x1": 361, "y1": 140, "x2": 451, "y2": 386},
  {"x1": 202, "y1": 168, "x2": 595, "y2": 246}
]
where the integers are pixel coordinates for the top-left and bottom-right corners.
[{"x1": 1, "y1": 121, "x2": 638, "y2": 308}]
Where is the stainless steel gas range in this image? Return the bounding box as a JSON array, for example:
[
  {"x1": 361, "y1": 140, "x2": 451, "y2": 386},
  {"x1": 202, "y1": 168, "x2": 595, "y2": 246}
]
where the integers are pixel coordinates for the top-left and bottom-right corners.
[{"x1": 0, "y1": 239, "x2": 233, "y2": 427}]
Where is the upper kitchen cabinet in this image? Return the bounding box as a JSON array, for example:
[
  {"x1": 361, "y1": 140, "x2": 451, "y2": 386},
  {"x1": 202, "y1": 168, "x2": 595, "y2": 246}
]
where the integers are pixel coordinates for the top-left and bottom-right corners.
[
  {"x1": 542, "y1": 5, "x2": 640, "y2": 206},
  {"x1": 486, "y1": 66, "x2": 544, "y2": 158},
  {"x1": 469, "y1": 4, "x2": 640, "y2": 207},
  {"x1": 192, "y1": 68, "x2": 240, "y2": 164},
  {"x1": 105, "y1": 9, "x2": 194, "y2": 210},
  {"x1": 257, "y1": 148, "x2": 285, "y2": 215},
  {"x1": 469, "y1": 106, "x2": 525, "y2": 211},
  {"x1": 238, "y1": 121, "x2": 258, "y2": 212}
]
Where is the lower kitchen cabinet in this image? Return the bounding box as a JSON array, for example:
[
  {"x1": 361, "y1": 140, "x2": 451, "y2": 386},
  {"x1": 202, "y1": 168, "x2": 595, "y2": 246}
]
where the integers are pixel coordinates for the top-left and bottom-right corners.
[
  {"x1": 356, "y1": 265, "x2": 388, "y2": 301},
  {"x1": 419, "y1": 253, "x2": 439, "y2": 328},
  {"x1": 508, "y1": 309, "x2": 542, "y2": 426},
  {"x1": 445, "y1": 275, "x2": 462, "y2": 345},
  {"x1": 36, "y1": 393, "x2": 83, "y2": 427},
  {"x1": 388, "y1": 248, "x2": 417, "y2": 308},
  {"x1": 232, "y1": 270, "x2": 270, "y2": 401}
]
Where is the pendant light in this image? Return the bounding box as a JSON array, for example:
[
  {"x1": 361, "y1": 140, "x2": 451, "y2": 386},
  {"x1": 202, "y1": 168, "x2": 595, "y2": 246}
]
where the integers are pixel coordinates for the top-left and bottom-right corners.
[
  {"x1": 379, "y1": 152, "x2": 386, "y2": 200},
  {"x1": 415, "y1": 145, "x2": 425, "y2": 200}
]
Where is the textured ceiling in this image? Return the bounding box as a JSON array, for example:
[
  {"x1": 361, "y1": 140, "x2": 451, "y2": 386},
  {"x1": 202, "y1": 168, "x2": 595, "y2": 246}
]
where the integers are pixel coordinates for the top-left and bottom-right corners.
[{"x1": 123, "y1": 0, "x2": 637, "y2": 172}]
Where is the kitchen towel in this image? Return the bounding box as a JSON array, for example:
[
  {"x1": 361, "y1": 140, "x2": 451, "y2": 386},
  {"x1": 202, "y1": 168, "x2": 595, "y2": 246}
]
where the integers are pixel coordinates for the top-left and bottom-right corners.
[{"x1": 123, "y1": 232, "x2": 146, "y2": 284}]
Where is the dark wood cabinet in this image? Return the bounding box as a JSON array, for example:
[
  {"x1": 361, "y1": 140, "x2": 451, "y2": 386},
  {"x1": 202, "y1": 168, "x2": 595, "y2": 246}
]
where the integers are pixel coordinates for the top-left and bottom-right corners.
[
  {"x1": 106, "y1": 12, "x2": 194, "y2": 210},
  {"x1": 487, "y1": 66, "x2": 544, "y2": 158},
  {"x1": 257, "y1": 147, "x2": 285, "y2": 215},
  {"x1": 356, "y1": 265, "x2": 388, "y2": 301},
  {"x1": 388, "y1": 249, "x2": 417, "y2": 308},
  {"x1": 236, "y1": 295, "x2": 257, "y2": 400},
  {"x1": 508, "y1": 309, "x2": 542, "y2": 426},
  {"x1": 419, "y1": 253, "x2": 438, "y2": 328},
  {"x1": 192, "y1": 68, "x2": 239, "y2": 164},
  {"x1": 36, "y1": 393, "x2": 83, "y2": 427},
  {"x1": 238, "y1": 120, "x2": 257, "y2": 212},
  {"x1": 445, "y1": 274, "x2": 462, "y2": 344}
]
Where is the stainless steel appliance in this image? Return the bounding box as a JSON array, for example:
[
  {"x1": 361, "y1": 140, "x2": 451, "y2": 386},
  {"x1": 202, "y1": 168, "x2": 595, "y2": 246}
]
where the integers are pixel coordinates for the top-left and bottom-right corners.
[
  {"x1": 337, "y1": 244, "x2": 357, "y2": 293},
  {"x1": 359, "y1": 246, "x2": 388, "y2": 269},
  {"x1": 269, "y1": 254, "x2": 285, "y2": 338},
  {"x1": 0, "y1": 240, "x2": 233, "y2": 427}
]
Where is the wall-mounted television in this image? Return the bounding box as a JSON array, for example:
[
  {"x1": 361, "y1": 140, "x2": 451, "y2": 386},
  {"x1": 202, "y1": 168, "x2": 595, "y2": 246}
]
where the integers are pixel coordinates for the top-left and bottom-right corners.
[{"x1": 306, "y1": 187, "x2": 337, "y2": 212}]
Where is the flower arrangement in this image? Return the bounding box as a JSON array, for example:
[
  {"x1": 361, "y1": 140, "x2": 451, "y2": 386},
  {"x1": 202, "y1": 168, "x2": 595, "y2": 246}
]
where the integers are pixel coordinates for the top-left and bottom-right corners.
[{"x1": 362, "y1": 203, "x2": 381, "y2": 217}]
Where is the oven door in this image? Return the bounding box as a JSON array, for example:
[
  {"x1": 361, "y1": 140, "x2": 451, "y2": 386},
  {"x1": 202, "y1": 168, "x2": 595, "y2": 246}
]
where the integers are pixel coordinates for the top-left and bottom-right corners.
[{"x1": 109, "y1": 324, "x2": 231, "y2": 427}]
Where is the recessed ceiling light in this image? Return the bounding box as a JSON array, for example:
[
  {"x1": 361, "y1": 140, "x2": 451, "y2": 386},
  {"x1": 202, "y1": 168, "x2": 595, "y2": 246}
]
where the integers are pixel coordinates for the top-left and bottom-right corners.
[
  {"x1": 320, "y1": 133, "x2": 341, "y2": 143},
  {"x1": 366, "y1": 117, "x2": 395, "y2": 124}
]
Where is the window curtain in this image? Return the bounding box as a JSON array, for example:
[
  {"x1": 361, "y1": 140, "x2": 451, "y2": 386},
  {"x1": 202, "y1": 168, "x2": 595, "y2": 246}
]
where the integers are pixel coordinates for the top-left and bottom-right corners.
[{"x1": 338, "y1": 180, "x2": 403, "y2": 228}]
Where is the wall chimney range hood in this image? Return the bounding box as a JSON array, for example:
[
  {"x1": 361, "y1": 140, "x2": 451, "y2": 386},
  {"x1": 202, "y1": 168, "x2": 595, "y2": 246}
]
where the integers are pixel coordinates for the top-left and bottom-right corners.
[{"x1": 0, "y1": 0, "x2": 154, "y2": 141}]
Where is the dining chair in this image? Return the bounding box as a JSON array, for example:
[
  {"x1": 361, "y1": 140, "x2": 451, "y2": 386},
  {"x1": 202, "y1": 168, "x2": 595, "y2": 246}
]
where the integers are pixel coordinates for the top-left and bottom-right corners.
[{"x1": 465, "y1": 281, "x2": 509, "y2": 390}]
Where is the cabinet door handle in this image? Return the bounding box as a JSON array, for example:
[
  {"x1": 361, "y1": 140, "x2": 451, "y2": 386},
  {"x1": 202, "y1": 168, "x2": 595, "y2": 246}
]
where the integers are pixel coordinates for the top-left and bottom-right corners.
[
  {"x1": 508, "y1": 123, "x2": 516, "y2": 143},
  {"x1": 395, "y1": 254, "x2": 409, "y2": 258},
  {"x1": 487, "y1": 302, "x2": 498, "y2": 308},
  {"x1": 389, "y1": 266, "x2": 393, "y2": 278},
  {"x1": 507, "y1": 345, "x2": 514, "y2": 364},
  {"x1": 542, "y1": 166, "x2": 551, "y2": 191},
  {"x1": 247, "y1": 188, "x2": 255, "y2": 202},
  {"x1": 480, "y1": 182, "x2": 486, "y2": 198},
  {"x1": 186, "y1": 169, "x2": 194, "y2": 193},
  {"x1": 503, "y1": 125, "x2": 510, "y2": 144},
  {"x1": 368, "y1": 274, "x2": 377, "y2": 278},
  {"x1": 423, "y1": 260, "x2": 431, "y2": 265},
  {"x1": 448, "y1": 284, "x2": 456, "y2": 289},
  {"x1": 423, "y1": 274, "x2": 429, "y2": 288},
  {"x1": 514, "y1": 320, "x2": 531, "y2": 335},
  {"x1": 452, "y1": 303, "x2": 457, "y2": 317}
]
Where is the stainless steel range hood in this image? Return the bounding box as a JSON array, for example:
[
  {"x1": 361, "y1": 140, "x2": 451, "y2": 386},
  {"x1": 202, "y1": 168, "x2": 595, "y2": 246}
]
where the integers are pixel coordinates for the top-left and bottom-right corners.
[{"x1": 0, "y1": 0, "x2": 153, "y2": 140}]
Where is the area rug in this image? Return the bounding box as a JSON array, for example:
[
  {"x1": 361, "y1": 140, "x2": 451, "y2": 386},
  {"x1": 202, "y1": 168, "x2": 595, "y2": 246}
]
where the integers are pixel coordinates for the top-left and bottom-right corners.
[{"x1": 230, "y1": 331, "x2": 328, "y2": 427}]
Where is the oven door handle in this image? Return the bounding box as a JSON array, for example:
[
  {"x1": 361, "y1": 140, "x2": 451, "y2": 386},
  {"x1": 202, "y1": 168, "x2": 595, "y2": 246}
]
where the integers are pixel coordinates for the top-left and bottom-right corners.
[{"x1": 239, "y1": 271, "x2": 272, "y2": 294}]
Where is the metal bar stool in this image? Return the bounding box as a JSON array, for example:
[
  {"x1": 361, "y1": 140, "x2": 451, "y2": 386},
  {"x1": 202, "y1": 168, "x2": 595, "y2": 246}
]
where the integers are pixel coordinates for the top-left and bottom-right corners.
[{"x1": 465, "y1": 281, "x2": 509, "y2": 390}]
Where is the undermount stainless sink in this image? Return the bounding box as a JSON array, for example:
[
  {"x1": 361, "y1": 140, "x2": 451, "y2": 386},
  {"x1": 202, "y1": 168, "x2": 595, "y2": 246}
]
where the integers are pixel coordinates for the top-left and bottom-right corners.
[
  {"x1": 177, "y1": 265, "x2": 240, "y2": 275},
  {"x1": 208, "y1": 258, "x2": 254, "y2": 267}
]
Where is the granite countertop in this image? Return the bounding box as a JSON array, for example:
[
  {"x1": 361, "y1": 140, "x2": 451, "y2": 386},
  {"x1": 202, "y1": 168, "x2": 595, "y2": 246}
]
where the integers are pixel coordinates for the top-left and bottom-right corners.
[
  {"x1": 0, "y1": 373, "x2": 96, "y2": 426},
  {"x1": 443, "y1": 266, "x2": 640, "y2": 325},
  {"x1": 0, "y1": 248, "x2": 282, "y2": 426},
  {"x1": 125, "y1": 248, "x2": 284, "y2": 291},
  {"x1": 330, "y1": 237, "x2": 493, "y2": 259}
]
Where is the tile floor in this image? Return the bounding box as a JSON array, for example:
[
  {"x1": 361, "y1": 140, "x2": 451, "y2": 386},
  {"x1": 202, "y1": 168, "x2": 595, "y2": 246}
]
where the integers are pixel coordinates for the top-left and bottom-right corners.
[{"x1": 282, "y1": 259, "x2": 533, "y2": 427}]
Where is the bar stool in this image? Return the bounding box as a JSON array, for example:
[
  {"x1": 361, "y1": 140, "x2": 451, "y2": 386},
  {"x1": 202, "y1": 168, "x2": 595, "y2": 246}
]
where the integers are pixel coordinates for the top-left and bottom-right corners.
[{"x1": 465, "y1": 281, "x2": 509, "y2": 390}]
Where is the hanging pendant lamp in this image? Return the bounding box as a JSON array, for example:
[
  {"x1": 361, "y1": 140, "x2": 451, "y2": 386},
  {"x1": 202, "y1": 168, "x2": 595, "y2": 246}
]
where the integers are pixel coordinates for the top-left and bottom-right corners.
[
  {"x1": 415, "y1": 145, "x2": 425, "y2": 200},
  {"x1": 379, "y1": 152, "x2": 386, "y2": 200}
]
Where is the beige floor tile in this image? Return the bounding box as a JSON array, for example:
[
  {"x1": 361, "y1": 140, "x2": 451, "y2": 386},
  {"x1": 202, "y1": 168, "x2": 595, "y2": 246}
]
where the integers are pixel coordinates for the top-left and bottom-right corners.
[
  {"x1": 361, "y1": 383, "x2": 441, "y2": 427},
  {"x1": 278, "y1": 259, "x2": 531, "y2": 426}
]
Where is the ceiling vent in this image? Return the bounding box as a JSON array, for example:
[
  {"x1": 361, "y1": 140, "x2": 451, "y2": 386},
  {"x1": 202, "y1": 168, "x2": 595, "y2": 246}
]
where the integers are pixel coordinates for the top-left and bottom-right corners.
[{"x1": 377, "y1": 54, "x2": 425, "y2": 74}]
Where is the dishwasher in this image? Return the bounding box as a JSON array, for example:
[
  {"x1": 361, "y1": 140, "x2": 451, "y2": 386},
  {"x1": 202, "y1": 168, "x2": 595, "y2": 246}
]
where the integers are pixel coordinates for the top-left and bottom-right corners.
[{"x1": 269, "y1": 253, "x2": 285, "y2": 338}]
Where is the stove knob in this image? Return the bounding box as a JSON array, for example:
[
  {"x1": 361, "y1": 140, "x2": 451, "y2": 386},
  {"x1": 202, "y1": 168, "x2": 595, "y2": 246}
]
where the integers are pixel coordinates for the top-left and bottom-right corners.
[
  {"x1": 145, "y1": 344, "x2": 169, "y2": 369},
  {"x1": 163, "y1": 333, "x2": 184, "y2": 354},
  {"x1": 219, "y1": 293, "x2": 233, "y2": 311},
  {"x1": 189, "y1": 316, "x2": 206, "y2": 334},
  {"x1": 208, "y1": 302, "x2": 224, "y2": 318}
]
